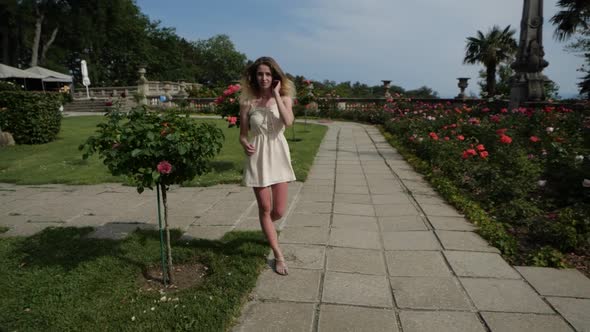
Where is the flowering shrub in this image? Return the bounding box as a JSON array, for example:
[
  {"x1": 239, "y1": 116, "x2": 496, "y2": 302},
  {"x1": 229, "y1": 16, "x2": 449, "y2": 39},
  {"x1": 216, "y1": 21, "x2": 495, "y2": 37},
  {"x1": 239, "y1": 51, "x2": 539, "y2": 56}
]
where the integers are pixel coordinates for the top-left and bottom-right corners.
[
  {"x1": 215, "y1": 84, "x2": 241, "y2": 127},
  {"x1": 79, "y1": 107, "x2": 224, "y2": 284},
  {"x1": 79, "y1": 108, "x2": 224, "y2": 192}
]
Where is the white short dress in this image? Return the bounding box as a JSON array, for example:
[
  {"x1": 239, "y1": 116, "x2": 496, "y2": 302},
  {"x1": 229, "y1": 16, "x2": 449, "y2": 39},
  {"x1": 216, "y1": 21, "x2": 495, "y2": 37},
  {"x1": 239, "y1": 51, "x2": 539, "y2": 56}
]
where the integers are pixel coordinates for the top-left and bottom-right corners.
[{"x1": 243, "y1": 101, "x2": 296, "y2": 187}]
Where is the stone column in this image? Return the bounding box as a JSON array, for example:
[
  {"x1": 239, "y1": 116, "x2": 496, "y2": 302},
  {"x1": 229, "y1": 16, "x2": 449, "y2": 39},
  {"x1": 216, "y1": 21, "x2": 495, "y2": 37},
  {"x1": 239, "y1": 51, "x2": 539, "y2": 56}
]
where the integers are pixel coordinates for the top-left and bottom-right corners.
[{"x1": 509, "y1": 0, "x2": 550, "y2": 108}]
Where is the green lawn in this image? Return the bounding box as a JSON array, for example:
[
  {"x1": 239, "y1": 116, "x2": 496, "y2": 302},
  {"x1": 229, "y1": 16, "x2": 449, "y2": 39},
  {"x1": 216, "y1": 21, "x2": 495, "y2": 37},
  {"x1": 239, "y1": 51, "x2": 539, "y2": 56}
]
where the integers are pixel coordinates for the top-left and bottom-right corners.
[
  {"x1": 0, "y1": 228, "x2": 269, "y2": 331},
  {"x1": 0, "y1": 115, "x2": 328, "y2": 186}
]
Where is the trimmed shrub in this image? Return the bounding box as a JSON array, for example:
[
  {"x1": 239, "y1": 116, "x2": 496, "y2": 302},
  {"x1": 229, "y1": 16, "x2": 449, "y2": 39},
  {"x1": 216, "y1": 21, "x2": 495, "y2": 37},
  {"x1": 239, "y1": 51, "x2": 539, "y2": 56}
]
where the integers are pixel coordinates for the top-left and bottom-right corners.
[{"x1": 0, "y1": 91, "x2": 62, "y2": 144}]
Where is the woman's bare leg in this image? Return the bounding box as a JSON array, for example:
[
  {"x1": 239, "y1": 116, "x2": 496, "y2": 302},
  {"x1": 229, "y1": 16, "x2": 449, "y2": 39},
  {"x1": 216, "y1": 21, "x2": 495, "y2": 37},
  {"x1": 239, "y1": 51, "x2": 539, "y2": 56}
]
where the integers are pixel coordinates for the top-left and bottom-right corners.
[
  {"x1": 270, "y1": 182, "x2": 289, "y2": 222},
  {"x1": 253, "y1": 186, "x2": 287, "y2": 275}
]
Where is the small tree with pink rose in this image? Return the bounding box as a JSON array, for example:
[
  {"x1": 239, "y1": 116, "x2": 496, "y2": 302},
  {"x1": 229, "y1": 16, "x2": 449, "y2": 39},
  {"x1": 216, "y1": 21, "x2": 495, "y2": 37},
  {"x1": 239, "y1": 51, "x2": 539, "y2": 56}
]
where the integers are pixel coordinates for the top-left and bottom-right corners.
[{"x1": 79, "y1": 107, "x2": 224, "y2": 284}]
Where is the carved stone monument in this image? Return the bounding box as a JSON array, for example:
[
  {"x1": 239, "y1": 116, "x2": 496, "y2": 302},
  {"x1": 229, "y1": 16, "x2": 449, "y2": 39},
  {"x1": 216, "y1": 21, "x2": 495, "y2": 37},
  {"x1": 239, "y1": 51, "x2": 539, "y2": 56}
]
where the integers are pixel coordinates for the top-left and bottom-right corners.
[{"x1": 509, "y1": 0, "x2": 550, "y2": 108}]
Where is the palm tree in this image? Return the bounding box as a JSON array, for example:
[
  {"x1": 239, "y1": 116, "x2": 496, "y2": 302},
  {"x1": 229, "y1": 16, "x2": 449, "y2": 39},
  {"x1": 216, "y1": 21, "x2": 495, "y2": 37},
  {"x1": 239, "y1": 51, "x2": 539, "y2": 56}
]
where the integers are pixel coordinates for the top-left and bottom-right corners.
[
  {"x1": 550, "y1": 0, "x2": 590, "y2": 41},
  {"x1": 464, "y1": 25, "x2": 518, "y2": 97}
]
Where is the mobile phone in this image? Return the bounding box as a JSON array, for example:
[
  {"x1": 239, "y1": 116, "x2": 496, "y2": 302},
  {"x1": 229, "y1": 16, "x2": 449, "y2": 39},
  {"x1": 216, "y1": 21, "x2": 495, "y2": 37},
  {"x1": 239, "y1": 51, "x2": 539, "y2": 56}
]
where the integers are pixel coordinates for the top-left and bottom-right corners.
[{"x1": 272, "y1": 80, "x2": 280, "y2": 88}]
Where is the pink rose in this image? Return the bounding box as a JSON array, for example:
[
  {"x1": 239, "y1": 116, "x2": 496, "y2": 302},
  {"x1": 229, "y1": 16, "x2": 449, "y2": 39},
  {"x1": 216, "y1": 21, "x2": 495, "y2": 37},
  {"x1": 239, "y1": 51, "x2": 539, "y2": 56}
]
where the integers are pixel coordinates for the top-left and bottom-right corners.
[{"x1": 157, "y1": 161, "x2": 172, "y2": 174}]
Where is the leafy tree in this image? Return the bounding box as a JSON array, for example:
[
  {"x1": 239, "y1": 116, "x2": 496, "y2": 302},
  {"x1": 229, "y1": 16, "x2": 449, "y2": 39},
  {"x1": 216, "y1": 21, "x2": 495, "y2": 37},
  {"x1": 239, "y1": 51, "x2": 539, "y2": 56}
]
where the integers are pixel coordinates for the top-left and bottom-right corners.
[
  {"x1": 192, "y1": 34, "x2": 247, "y2": 86},
  {"x1": 464, "y1": 25, "x2": 518, "y2": 97},
  {"x1": 550, "y1": 0, "x2": 590, "y2": 42},
  {"x1": 551, "y1": 0, "x2": 590, "y2": 98},
  {"x1": 405, "y1": 86, "x2": 439, "y2": 98}
]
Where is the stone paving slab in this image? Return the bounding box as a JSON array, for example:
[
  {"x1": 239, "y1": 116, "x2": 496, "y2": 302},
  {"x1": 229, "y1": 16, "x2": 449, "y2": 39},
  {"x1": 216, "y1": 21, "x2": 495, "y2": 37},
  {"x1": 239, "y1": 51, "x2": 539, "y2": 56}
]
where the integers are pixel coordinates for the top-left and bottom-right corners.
[
  {"x1": 284, "y1": 213, "x2": 331, "y2": 228},
  {"x1": 331, "y1": 214, "x2": 378, "y2": 231},
  {"x1": 378, "y1": 216, "x2": 428, "y2": 232},
  {"x1": 390, "y1": 277, "x2": 473, "y2": 310},
  {"x1": 436, "y1": 231, "x2": 500, "y2": 253},
  {"x1": 420, "y1": 203, "x2": 463, "y2": 217},
  {"x1": 326, "y1": 247, "x2": 386, "y2": 275},
  {"x1": 318, "y1": 304, "x2": 398, "y2": 332},
  {"x1": 460, "y1": 278, "x2": 555, "y2": 313},
  {"x1": 297, "y1": 192, "x2": 334, "y2": 203},
  {"x1": 333, "y1": 202, "x2": 375, "y2": 216},
  {"x1": 370, "y1": 194, "x2": 411, "y2": 205},
  {"x1": 385, "y1": 251, "x2": 451, "y2": 277},
  {"x1": 427, "y1": 216, "x2": 477, "y2": 231},
  {"x1": 333, "y1": 193, "x2": 372, "y2": 204},
  {"x1": 329, "y1": 228, "x2": 381, "y2": 250},
  {"x1": 280, "y1": 227, "x2": 330, "y2": 245},
  {"x1": 290, "y1": 202, "x2": 332, "y2": 214},
  {"x1": 444, "y1": 251, "x2": 521, "y2": 279},
  {"x1": 382, "y1": 231, "x2": 441, "y2": 251},
  {"x1": 334, "y1": 185, "x2": 369, "y2": 195},
  {"x1": 374, "y1": 204, "x2": 421, "y2": 217},
  {"x1": 279, "y1": 244, "x2": 325, "y2": 270},
  {"x1": 233, "y1": 217, "x2": 261, "y2": 231},
  {"x1": 234, "y1": 302, "x2": 315, "y2": 332},
  {"x1": 515, "y1": 266, "x2": 590, "y2": 298},
  {"x1": 546, "y1": 297, "x2": 590, "y2": 332},
  {"x1": 399, "y1": 311, "x2": 486, "y2": 332},
  {"x1": 300, "y1": 185, "x2": 334, "y2": 196},
  {"x1": 335, "y1": 178, "x2": 367, "y2": 187},
  {"x1": 322, "y1": 271, "x2": 392, "y2": 307},
  {"x1": 254, "y1": 268, "x2": 321, "y2": 302},
  {"x1": 480, "y1": 312, "x2": 574, "y2": 332}
]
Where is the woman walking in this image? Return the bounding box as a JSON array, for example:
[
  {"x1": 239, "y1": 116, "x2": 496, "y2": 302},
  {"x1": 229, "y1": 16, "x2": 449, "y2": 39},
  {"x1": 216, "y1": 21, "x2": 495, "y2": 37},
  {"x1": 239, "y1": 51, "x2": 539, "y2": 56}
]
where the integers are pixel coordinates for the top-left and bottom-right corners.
[{"x1": 239, "y1": 56, "x2": 296, "y2": 276}]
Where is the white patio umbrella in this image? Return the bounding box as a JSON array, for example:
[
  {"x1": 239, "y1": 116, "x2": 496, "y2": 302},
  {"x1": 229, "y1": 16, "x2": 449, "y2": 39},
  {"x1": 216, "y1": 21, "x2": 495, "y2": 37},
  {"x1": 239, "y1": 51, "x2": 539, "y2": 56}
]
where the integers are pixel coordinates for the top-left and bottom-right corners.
[{"x1": 81, "y1": 60, "x2": 91, "y2": 99}]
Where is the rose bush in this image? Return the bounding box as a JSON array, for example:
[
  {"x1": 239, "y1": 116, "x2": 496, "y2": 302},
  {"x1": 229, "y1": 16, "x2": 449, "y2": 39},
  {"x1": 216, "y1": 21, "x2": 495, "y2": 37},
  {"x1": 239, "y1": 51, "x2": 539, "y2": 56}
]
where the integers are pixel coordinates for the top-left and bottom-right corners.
[
  {"x1": 382, "y1": 100, "x2": 589, "y2": 265},
  {"x1": 79, "y1": 107, "x2": 224, "y2": 283},
  {"x1": 215, "y1": 84, "x2": 241, "y2": 127}
]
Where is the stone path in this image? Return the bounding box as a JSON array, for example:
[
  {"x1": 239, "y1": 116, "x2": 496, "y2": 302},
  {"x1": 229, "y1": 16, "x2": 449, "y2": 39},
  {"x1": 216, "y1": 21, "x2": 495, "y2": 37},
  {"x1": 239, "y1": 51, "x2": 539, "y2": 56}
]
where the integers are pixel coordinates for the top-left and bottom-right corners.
[
  {"x1": 232, "y1": 122, "x2": 590, "y2": 332},
  {"x1": 1, "y1": 119, "x2": 589, "y2": 331},
  {"x1": 0, "y1": 182, "x2": 301, "y2": 240}
]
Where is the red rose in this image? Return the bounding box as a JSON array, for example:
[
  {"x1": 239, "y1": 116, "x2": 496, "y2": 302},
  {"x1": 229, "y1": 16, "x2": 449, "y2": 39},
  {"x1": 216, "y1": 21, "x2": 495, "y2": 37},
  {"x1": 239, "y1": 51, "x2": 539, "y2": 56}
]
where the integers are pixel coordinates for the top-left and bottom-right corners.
[{"x1": 500, "y1": 135, "x2": 512, "y2": 144}]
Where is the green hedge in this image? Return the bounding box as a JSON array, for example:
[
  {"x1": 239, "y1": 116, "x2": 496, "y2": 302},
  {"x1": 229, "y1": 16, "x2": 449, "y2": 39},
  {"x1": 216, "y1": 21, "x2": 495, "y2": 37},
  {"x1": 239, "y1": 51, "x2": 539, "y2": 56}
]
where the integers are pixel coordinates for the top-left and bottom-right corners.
[{"x1": 0, "y1": 91, "x2": 62, "y2": 144}]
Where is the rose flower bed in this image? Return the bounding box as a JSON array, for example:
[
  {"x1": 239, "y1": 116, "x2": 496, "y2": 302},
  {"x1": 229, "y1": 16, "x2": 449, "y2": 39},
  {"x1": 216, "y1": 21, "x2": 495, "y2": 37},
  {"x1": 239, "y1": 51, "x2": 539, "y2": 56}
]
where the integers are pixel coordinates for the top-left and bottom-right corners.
[{"x1": 379, "y1": 99, "x2": 589, "y2": 270}]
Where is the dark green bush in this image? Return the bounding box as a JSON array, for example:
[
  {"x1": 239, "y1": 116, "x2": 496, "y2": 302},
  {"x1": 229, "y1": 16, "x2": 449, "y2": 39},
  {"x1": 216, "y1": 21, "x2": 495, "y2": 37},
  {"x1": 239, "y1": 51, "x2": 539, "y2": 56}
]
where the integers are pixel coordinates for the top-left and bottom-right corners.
[
  {"x1": 0, "y1": 81, "x2": 22, "y2": 91},
  {"x1": 0, "y1": 91, "x2": 62, "y2": 144}
]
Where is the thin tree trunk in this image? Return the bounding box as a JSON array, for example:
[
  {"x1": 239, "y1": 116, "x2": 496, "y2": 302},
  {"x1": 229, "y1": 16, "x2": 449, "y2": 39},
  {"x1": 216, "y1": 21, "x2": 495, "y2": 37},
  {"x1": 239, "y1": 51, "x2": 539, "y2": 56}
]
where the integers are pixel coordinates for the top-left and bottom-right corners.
[
  {"x1": 40, "y1": 27, "x2": 58, "y2": 65},
  {"x1": 486, "y1": 64, "x2": 497, "y2": 97},
  {"x1": 30, "y1": 10, "x2": 44, "y2": 67},
  {"x1": 161, "y1": 184, "x2": 174, "y2": 284}
]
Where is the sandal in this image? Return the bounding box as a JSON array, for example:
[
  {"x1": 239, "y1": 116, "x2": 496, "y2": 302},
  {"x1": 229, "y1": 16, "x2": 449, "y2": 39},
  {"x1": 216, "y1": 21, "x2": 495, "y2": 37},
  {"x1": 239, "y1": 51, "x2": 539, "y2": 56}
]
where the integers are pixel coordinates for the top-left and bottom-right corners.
[{"x1": 274, "y1": 257, "x2": 289, "y2": 276}]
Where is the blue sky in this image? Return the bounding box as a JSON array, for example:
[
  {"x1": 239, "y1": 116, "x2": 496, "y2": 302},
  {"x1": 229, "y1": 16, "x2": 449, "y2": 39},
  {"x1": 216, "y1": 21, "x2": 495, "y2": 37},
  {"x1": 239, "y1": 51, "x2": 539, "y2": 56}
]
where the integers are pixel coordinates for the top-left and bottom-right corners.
[{"x1": 136, "y1": 0, "x2": 585, "y2": 98}]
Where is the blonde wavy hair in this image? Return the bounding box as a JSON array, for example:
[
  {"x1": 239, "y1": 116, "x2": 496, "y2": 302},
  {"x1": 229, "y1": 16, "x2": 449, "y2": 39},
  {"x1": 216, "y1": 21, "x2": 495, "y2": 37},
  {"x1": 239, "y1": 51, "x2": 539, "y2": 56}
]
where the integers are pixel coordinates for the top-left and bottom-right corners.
[{"x1": 239, "y1": 56, "x2": 296, "y2": 102}]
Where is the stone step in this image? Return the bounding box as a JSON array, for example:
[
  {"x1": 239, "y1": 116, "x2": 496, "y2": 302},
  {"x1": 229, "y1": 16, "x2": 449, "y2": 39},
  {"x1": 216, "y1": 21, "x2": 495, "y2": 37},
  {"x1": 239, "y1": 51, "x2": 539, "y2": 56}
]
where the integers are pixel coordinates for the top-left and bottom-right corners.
[{"x1": 64, "y1": 98, "x2": 133, "y2": 112}]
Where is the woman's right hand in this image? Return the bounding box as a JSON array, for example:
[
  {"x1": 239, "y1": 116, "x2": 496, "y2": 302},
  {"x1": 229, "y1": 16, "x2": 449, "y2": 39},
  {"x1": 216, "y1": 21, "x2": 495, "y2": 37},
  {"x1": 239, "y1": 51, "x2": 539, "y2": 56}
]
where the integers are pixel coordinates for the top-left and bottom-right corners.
[{"x1": 240, "y1": 139, "x2": 256, "y2": 156}]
